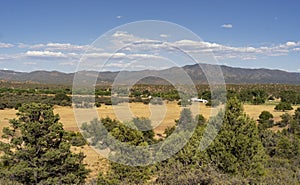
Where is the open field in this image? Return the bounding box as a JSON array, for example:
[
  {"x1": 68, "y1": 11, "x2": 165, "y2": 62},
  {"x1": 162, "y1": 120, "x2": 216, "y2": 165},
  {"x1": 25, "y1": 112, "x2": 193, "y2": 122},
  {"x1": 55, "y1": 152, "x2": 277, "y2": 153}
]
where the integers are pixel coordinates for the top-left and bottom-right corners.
[{"x1": 1, "y1": 101, "x2": 299, "y2": 179}]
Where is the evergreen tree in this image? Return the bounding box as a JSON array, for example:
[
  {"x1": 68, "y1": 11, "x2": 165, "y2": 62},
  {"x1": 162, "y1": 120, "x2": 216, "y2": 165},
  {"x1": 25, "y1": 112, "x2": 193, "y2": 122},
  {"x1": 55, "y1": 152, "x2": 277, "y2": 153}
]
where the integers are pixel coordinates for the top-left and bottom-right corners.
[
  {"x1": 278, "y1": 113, "x2": 293, "y2": 128},
  {"x1": 207, "y1": 98, "x2": 266, "y2": 177},
  {"x1": 290, "y1": 108, "x2": 300, "y2": 135},
  {"x1": 258, "y1": 111, "x2": 274, "y2": 130},
  {"x1": 0, "y1": 103, "x2": 89, "y2": 184},
  {"x1": 132, "y1": 117, "x2": 156, "y2": 144},
  {"x1": 274, "y1": 102, "x2": 293, "y2": 111}
]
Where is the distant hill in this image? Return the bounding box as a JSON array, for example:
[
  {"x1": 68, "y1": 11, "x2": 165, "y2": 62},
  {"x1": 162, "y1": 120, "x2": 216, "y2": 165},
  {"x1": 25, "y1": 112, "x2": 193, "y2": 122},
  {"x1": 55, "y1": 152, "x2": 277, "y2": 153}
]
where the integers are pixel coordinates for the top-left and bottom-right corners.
[{"x1": 1, "y1": 64, "x2": 300, "y2": 85}]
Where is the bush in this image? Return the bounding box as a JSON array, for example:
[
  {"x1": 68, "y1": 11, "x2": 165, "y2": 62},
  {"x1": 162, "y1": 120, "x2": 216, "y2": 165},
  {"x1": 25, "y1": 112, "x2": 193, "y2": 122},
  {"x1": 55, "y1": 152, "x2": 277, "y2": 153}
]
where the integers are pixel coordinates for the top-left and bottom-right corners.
[
  {"x1": 65, "y1": 131, "x2": 87, "y2": 146},
  {"x1": 95, "y1": 102, "x2": 101, "y2": 107},
  {"x1": 277, "y1": 113, "x2": 293, "y2": 127},
  {"x1": 275, "y1": 102, "x2": 293, "y2": 111}
]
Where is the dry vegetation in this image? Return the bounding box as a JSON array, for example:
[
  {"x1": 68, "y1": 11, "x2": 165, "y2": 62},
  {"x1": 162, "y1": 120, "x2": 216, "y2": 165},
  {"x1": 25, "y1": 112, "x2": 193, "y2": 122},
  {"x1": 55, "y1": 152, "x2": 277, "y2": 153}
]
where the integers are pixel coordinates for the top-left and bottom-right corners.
[{"x1": 1, "y1": 101, "x2": 299, "y2": 179}]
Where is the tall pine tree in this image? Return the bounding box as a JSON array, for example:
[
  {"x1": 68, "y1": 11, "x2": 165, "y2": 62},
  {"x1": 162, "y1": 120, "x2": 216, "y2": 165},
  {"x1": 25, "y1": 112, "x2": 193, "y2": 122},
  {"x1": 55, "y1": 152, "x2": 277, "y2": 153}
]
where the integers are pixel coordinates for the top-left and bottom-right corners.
[{"x1": 0, "y1": 103, "x2": 89, "y2": 184}]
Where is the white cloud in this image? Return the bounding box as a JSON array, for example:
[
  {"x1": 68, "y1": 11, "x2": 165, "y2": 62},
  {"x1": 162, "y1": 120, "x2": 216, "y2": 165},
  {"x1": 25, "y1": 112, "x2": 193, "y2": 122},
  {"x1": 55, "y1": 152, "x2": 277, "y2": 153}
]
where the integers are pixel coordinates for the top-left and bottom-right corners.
[
  {"x1": 0, "y1": 42, "x2": 14, "y2": 48},
  {"x1": 18, "y1": 43, "x2": 30, "y2": 48},
  {"x1": 28, "y1": 42, "x2": 90, "y2": 51},
  {"x1": 221, "y1": 24, "x2": 233, "y2": 28},
  {"x1": 25, "y1": 50, "x2": 66, "y2": 58},
  {"x1": 83, "y1": 52, "x2": 126, "y2": 59},
  {"x1": 293, "y1": 48, "x2": 300, "y2": 51},
  {"x1": 127, "y1": 53, "x2": 166, "y2": 60},
  {"x1": 0, "y1": 54, "x2": 19, "y2": 60},
  {"x1": 2, "y1": 32, "x2": 300, "y2": 71},
  {"x1": 108, "y1": 31, "x2": 300, "y2": 61},
  {"x1": 82, "y1": 52, "x2": 166, "y2": 62},
  {"x1": 116, "y1": 15, "x2": 122, "y2": 19},
  {"x1": 286, "y1": 41, "x2": 296, "y2": 47},
  {"x1": 160, "y1": 34, "x2": 170, "y2": 38}
]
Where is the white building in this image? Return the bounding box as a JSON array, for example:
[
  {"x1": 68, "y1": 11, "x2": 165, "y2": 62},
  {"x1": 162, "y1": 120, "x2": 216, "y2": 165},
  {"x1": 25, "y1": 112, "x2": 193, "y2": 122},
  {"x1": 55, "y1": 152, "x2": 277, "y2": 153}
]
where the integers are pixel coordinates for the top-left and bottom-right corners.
[{"x1": 190, "y1": 98, "x2": 208, "y2": 103}]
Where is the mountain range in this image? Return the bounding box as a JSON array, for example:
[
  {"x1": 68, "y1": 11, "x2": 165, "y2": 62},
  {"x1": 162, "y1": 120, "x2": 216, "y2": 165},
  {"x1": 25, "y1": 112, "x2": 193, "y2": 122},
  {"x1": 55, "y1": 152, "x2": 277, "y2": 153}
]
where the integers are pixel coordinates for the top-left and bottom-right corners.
[{"x1": 1, "y1": 64, "x2": 300, "y2": 85}]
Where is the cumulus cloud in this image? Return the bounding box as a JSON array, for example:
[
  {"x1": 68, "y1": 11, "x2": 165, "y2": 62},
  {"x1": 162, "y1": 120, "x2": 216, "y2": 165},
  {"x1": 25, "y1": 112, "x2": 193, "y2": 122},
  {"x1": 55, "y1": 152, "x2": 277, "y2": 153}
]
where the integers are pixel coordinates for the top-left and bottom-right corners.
[
  {"x1": 286, "y1": 41, "x2": 297, "y2": 47},
  {"x1": 221, "y1": 24, "x2": 233, "y2": 28},
  {"x1": 98, "y1": 31, "x2": 300, "y2": 61},
  {"x1": 0, "y1": 42, "x2": 14, "y2": 48},
  {"x1": 116, "y1": 15, "x2": 122, "y2": 19},
  {"x1": 8, "y1": 38, "x2": 300, "y2": 63},
  {"x1": 2, "y1": 32, "x2": 300, "y2": 72}
]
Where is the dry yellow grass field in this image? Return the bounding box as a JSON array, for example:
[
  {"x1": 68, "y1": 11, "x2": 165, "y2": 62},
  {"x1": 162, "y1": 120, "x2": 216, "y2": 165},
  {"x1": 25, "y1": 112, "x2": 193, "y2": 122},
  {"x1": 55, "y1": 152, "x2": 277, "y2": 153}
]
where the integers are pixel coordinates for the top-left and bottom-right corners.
[{"x1": 1, "y1": 102, "x2": 299, "y2": 179}]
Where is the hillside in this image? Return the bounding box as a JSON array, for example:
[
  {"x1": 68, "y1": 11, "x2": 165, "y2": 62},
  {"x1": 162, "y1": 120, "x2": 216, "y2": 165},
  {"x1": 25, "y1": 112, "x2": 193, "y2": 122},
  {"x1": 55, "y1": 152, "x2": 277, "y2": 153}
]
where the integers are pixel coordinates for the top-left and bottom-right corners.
[{"x1": 1, "y1": 64, "x2": 300, "y2": 85}]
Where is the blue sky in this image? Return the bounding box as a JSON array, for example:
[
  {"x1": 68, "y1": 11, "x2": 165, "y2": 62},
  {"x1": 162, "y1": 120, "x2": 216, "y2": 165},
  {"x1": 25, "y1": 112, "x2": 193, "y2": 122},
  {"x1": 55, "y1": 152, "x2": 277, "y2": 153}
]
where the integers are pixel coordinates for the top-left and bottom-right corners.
[{"x1": 0, "y1": 0, "x2": 300, "y2": 72}]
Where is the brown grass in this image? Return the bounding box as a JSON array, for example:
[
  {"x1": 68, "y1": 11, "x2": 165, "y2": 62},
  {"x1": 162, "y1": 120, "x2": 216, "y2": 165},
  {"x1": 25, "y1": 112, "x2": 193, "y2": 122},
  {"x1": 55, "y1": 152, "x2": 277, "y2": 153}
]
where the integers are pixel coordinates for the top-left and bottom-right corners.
[{"x1": 0, "y1": 102, "x2": 299, "y2": 179}]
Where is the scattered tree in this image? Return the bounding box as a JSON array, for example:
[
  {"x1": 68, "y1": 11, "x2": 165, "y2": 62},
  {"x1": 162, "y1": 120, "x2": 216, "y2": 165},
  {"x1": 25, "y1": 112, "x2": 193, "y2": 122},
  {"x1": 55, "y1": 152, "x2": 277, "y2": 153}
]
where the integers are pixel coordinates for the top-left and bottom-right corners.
[
  {"x1": 258, "y1": 111, "x2": 274, "y2": 130},
  {"x1": 0, "y1": 103, "x2": 89, "y2": 184},
  {"x1": 277, "y1": 113, "x2": 293, "y2": 128},
  {"x1": 132, "y1": 117, "x2": 156, "y2": 144},
  {"x1": 274, "y1": 102, "x2": 293, "y2": 111}
]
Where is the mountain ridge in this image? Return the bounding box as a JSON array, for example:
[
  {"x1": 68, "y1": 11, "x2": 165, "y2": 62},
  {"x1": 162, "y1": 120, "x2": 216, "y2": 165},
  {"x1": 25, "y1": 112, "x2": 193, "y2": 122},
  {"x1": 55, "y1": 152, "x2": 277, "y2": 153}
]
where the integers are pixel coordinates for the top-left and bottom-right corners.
[{"x1": 1, "y1": 64, "x2": 300, "y2": 85}]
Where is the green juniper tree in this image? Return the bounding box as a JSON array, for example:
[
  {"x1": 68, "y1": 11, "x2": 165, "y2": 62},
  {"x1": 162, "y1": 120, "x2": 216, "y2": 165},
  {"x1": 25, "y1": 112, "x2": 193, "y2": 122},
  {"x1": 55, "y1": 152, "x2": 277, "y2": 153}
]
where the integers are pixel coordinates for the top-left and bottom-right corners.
[
  {"x1": 0, "y1": 103, "x2": 89, "y2": 185},
  {"x1": 207, "y1": 98, "x2": 266, "y2": 178},
  {"x1": 274, "y1": 102, "x2": 293, "y2": 112},
  {"x1": 258, "y1": 111, "x2": 274, "y2": 130}
]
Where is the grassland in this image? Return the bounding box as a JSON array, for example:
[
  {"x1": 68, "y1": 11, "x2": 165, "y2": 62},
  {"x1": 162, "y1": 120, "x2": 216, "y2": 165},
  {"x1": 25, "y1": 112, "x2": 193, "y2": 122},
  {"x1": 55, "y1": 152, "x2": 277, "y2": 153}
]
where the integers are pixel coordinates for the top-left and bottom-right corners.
[{"x1": 1, "y1": 101, "x2": 299, "y2": 179}]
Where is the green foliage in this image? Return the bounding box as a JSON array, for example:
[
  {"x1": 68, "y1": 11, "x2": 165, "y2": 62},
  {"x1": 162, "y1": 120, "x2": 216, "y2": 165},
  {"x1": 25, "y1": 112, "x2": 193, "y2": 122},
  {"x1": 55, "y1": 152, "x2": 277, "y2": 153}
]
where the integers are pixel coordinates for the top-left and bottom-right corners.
[
  {"x1": 279, "y1": 90, "x2": 299, "y2": 104},
  {"x1": 259, "y1": 122, "x2": 300, "y2": 183},
  {"x1": 0, "y1": 103, "x2": 89, "y2": 184},
  {"x1": 95, "y1": 102, "x2": 101, "y2": 107},
  {"x1": 207, "y1": 98, "x2": 266, "y2": 177},
  {"x1": 3, "y1": 82, "x2": 300, "y2": 183},
  {"x1": 275, "y1": 133, "x2": 300, "y2": 159},
  {"x1": 277, "y1": 113, "x2": 293, "y2": 127},
  {"x1": 275, "y1": 102, "x2": 293, "y2": 111},
  {"x1": 259, "y1": 111, "x2": 274, "y2": 122},
  {"x1": 53, "y1": 93, "x2": 71, "y2": 106},
  {"x1": 262, "y1": 157, "x2": 300, "y2": 184},
  {"x1": 64, "y1": 131, "x2": 87, "y2": 146},
  {"x1": 195, "y1": 114, "x2": 206, "y2": 125},
  {"x1": 97, "y1": 163, "x2": 152, "y2": 185},
  {"x1": 53, "y1": 92, "x2": 71, "y2": 102},
  {"x1": 132, "y1": 117, "x2": 156, "y2": 144},
  {"x1": 205, "y1": 100, "x2": 212, "y2": 107},
  {"x1": 155, "y1": 162, "x2": 253, "y2": 185},
  {"x1": 259, "y1": 130, "x2": 278, "y2": 157},
  {"x1": 290, "y1": 108, "x2": 300, "y2": 136},
  {"x1": 176, "y1": 108, "x2": 194, "y2": 131},
  {"x1": 258, "y1": 111, "x2": 274, "y2": 130},
  {"x1": 200, "y1": 90, "x2": 211, "y2": 101},
  {"x1": 163, "y1": 126, "x2": 175, "y2": 137},
  {"x1": 81, "y1": 118, "x2": 154, "y2": 184},
  {"x1": 238, "y1": 89, "x2": 268, "y2": 104}
]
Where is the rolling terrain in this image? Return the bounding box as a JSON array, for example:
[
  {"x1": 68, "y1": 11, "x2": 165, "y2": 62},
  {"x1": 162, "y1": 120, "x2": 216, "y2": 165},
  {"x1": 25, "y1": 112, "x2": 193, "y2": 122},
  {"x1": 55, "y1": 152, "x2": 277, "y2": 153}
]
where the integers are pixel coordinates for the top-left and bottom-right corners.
[{"x1": 1, "y1": 64, "x2": 300, "y2": 85}]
